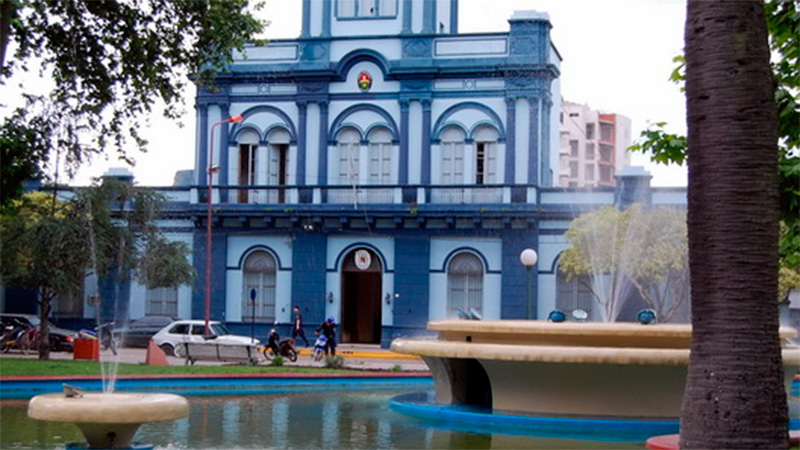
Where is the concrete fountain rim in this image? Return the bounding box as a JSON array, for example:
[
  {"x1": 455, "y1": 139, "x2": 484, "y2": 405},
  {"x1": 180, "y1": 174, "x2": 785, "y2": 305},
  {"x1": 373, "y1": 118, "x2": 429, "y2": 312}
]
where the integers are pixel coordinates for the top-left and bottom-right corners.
[{"x1": 27, "y1": 392, "x2": 189, "y2": 424}]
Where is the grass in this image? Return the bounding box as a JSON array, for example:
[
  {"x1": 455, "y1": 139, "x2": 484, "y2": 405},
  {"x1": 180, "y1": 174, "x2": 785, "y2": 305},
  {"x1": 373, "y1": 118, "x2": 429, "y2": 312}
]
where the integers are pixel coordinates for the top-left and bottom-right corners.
[{"x1": 0, "y1": 358, "x2": 362, "y2": 377}]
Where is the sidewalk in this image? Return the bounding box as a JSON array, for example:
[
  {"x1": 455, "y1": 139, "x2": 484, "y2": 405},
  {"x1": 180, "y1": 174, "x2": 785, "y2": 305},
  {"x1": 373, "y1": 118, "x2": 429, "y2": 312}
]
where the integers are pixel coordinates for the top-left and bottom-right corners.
[{"x1": 0, "y1": 343, "x2": 429, "y2": 372}]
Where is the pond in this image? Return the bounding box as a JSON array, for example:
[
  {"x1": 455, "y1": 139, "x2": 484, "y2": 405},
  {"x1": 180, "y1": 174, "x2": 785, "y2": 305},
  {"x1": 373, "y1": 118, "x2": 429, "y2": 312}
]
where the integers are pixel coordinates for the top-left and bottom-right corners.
[{"x1": 1, "y1": 388, "x2": 640, "y2": 449}]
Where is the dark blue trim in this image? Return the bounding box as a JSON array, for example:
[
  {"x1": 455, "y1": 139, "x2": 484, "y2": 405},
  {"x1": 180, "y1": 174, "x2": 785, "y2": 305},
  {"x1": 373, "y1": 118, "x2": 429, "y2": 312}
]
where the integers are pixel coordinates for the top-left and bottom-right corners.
[
  {"x1": 528, "y1": 98, "x2": 539, "y2": 185},
  {"x1": 297, "y1": 102, "x2": 308, "y2": 185},
  {"x1": 389, "y1": 393, "x2": 681, "y2": 443},
  {"x1": 337, "y1": 49, "x2": 391, "y2": 79},
  {"x1": 422, "y1": 0, "x2": 435, "y2": 33},
  {"x1": 233, "y1": 245, "x2": 286, "y2": 270},
  {"x1": 432, "y1": 102, "x2": 506, "y2": 142},
  {"x1": 231, "y1": 105, "x2": 298, "y2": 142},
  {"x1": 321, "y1": 0, "x2": 331, "y2": 37},
  {"x1": 301, "y1": 0, "x2": 311, "y2": 38},
  {"x1": 421, "y1": 100, "x2": 432, "y2": 184},
  {"x1": 402, "y1": 0, "x2": 412, "y2": 34},
  {"x1": 449, "y1": 0, "x2": 458, "y2": 33},
  {"x1": 399, "y1": 100, "x2": 409, "y2": 184},
  {"x1": 331, "y1": 242, "x2": 391, "y2": 272},
  {"x1": 541, "y1": 98, "x2": 552, "y2": 186},
  {"x1": 197, "y1": 105, "x2": 208, "y2": 186},
  {"x1": 318, "y1": 102, "x2": 330, "y2": 185},
  {"x1": 504, "y1": 97, "x2": 516, "y2": 184},
  {"x1": 329, "y1": 103, "x2": 400, "y2": 142},
  {"x1": 219, "y1": 104, "x2": 231, "y2": 202}
]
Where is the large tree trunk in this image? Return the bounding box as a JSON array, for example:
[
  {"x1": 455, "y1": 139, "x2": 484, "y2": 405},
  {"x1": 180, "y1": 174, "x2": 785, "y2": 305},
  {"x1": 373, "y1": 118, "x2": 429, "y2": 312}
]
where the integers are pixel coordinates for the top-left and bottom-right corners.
[{"x1": 680, "y1": 1, "x2": 784, "y2": 448}]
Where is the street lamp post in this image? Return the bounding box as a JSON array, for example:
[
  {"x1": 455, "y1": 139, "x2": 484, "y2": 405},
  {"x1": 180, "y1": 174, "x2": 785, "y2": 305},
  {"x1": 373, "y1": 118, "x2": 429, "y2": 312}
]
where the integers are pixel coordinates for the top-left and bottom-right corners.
[
  {"x1": 519, "y1": 248, "x2": 538, "y2": 320},
  {"x1": 206, "y1": 114, "x2": 243, "y2": 335}
]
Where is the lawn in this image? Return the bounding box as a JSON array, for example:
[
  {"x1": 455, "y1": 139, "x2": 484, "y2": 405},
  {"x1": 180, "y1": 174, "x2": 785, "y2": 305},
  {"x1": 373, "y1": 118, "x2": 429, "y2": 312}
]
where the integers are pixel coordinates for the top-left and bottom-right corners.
[{"x1": 0, "y1": 358, "x2": 361, "y2": 377}]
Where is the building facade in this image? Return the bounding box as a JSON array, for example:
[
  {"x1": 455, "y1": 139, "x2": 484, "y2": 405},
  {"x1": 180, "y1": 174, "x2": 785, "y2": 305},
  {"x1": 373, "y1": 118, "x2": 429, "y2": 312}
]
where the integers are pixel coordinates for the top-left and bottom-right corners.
[
  {"x1": 4, "y1": 0, "x2": 689, "y2": 345},
  {"x1": 558, "y1": 101, "x2": 631, "y2": 188}
]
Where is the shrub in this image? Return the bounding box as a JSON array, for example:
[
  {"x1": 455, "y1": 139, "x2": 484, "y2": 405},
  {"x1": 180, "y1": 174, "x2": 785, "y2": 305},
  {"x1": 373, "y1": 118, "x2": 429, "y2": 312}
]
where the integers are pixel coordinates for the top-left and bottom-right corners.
[
  {"x1": 270, "y1": 355, "x2": 284, "y2": 367},
  {"x1": 324, "y1": 355, "x2": 345, "y2": 369}
]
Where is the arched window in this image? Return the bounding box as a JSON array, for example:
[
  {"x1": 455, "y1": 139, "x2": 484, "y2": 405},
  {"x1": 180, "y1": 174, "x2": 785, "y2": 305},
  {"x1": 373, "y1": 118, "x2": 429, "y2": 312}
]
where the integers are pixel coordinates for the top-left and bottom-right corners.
[
  {"x1": 337, "y1": 128, "x2": 361, "y2": 185},
  {"x1": 555, "y1": 268, "x2": 593, "y2": 318},
  {"x1": 440, "y1": 127, "x2": 465, "y2": 185},
  {"x1": 237, "y1": 129, "x2": 260, "y2": 203},
  {"x1": 447, "y1": 252, "x2": 484, "y2": 318},
  {"x1": 367, "y1": 127, "x2": 392, "y2": 185},
  {"x1": 473, "y1": 126, "x2": 498, "y2": 185},
  {"x1": 242, "y1": 251, "x2": 276, "y2": 322}
]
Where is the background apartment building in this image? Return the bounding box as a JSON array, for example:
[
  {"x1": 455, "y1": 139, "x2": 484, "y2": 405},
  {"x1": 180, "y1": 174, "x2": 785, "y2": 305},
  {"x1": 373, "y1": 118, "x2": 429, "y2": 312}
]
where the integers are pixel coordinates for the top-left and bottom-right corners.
[{"x1": 558, "y1": 101, "x2": 631, "y2": 188}]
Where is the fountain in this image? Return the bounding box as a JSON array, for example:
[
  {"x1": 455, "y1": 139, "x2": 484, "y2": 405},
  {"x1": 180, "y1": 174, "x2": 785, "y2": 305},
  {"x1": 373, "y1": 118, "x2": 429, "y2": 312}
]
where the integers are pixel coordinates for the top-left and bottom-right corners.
[
  {"x1": 28, "y1": 390, "x2": 188, "y2": 449},
  {"x1": 391, "y1": 320, "x2": 800, "y2": 425}
]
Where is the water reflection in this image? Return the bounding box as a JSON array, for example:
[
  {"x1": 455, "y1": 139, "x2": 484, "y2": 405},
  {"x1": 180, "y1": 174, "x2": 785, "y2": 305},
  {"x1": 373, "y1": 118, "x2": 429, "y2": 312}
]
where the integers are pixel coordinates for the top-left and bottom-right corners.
[{"x1": 1, "y1": 391, "x2": 639, "y2": 449}]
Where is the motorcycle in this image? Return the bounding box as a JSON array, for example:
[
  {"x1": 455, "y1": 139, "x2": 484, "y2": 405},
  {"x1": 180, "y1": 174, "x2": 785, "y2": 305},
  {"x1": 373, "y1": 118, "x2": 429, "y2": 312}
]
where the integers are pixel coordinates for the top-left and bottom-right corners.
[
  {"x1": 263, "y1": 329, "x2": 298, "y2": 362},
  {"x1": 312, "y1": 334, "x2": 329, "y2": 362}
]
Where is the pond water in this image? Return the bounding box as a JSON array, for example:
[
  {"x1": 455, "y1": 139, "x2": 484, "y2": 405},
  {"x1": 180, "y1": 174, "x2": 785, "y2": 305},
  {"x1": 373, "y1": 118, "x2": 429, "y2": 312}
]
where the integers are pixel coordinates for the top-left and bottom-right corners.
[{"x1": 1, "y1": 389, "x2": 640, "y2": 449}]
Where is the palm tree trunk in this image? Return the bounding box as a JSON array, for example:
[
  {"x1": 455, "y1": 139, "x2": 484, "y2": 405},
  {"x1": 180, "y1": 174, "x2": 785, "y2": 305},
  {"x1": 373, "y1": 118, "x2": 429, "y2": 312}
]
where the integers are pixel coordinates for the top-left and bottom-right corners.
[{"x1": 680, "y1": 1, "x2": 784, "y2": 448}]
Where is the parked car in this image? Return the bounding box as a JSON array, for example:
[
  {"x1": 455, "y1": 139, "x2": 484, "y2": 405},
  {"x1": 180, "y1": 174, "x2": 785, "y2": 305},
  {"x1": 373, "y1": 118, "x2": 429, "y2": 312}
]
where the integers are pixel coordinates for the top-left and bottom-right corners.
[
  {"x1": 0, "y1": 314, "x2": 79, "y2": 352},
  {"x1": 113, "y1": 316, "x2": 180, "y2": 348},
  {"x1": 151, "y1": 320, "x2": 260, "y2": 356}
]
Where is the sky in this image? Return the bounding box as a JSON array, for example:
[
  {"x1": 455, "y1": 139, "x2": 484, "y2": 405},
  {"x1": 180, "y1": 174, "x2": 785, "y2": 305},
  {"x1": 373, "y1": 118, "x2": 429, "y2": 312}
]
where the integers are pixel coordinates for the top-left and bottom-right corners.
[{"x1": 10, "y1": 0, "x2": 690, "y2": 187}]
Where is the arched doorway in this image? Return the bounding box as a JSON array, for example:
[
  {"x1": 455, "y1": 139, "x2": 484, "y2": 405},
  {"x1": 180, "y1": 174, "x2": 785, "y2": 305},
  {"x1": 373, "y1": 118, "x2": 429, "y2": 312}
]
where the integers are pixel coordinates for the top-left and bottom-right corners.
[{"x1": 341, "y1": 248, "x2": 382, "y2": 344}]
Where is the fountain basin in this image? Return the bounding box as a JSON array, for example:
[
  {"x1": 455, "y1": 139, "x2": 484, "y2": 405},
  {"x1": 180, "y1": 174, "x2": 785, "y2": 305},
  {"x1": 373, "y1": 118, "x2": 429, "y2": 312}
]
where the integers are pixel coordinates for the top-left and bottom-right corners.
[
  {"x1": 391, "y1": 320, "x2": 800, "y2": 419},
  {"x1": 28, "y1": 392, "x2": 188, "y2": 449}
]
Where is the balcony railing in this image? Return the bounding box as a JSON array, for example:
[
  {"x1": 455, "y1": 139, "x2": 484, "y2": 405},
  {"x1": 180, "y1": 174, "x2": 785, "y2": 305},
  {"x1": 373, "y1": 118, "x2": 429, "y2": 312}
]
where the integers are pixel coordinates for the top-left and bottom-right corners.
[{"x1": 194, "y1": 184, "x2": 537, "y2": 206}]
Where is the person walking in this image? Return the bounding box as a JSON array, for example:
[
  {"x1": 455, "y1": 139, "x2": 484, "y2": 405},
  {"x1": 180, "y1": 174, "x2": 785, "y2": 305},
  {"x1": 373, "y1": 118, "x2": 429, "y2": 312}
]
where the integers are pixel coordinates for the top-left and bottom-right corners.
[{"x1": 291, "y1": 305, "x2": 310, "y2": 347}]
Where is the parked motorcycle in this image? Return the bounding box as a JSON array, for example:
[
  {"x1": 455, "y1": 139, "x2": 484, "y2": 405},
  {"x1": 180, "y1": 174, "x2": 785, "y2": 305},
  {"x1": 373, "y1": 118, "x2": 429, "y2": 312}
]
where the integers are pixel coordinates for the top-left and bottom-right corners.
[
  {"x1": 312, "y1": 334, "x2": 329, "y2": 362},
  {"x1": 263, "y1": 329, "x2": 298, "y2": 362}
]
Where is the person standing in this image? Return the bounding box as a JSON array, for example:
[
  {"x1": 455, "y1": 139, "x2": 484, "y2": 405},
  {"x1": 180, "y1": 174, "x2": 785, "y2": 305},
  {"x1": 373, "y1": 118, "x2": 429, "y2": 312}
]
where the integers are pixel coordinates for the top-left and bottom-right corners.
[
  {"x1": 315, "y1": 317, "x2": 337, "y2": 357},
  {"x1": 291, "y1": 305, "x2": 310, "y2": 347}
]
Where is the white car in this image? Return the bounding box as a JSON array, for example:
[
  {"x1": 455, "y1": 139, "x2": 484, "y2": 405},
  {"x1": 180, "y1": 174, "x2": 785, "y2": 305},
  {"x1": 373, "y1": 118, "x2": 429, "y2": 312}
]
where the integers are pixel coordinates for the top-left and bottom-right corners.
[{"x1": 152, "y1": 320, "x2": 260, "y2": 356}]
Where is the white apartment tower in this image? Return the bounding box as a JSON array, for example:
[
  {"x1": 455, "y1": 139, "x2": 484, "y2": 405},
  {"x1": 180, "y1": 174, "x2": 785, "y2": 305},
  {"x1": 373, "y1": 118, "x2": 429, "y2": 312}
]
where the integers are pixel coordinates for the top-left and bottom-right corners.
[{"x1": 558, "y1": 101, "x2": 631, "y2": 187}]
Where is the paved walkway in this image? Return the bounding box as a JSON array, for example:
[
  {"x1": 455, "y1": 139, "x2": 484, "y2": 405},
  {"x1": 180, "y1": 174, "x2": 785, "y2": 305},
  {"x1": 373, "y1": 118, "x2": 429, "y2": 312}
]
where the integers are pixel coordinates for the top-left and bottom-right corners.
[{"x1": 0, "y1": 343, "x2": 429, "y2": 372}]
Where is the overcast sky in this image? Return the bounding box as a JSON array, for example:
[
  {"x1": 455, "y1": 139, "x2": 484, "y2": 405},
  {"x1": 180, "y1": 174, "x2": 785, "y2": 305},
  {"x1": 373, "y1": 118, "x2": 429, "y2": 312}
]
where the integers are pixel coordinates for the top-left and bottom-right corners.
[{"x1": 10, "y1": 0, "x2": 690, "y2": 187}]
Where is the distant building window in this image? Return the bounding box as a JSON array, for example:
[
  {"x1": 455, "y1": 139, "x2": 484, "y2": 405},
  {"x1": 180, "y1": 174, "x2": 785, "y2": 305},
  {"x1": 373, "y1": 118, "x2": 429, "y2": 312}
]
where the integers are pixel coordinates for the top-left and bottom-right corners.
[
  {"x1": 569, "y1": 161, "x2": 578, "y2": 178},
  {"x1": 146, "y1": 287, "x2": 178, "y2": 317},
  {"x1": 585, "y1": 164, "x2": 595, "y2": 181},
  {"x1": 586, "y1": 123, "x2": 595, "y2": 140},
  {"x1": 569, "y1": 112, "x2": 579, "y2": 117},
  {"x1": 569, "y1": 140, "x2": 579, "y2": 157},
  {"x1": 447, "y1": 253, "x2": 484, "y2": 318},
  {"x1": 559, "y1": 112, "x2": 564, "y2": 124},
  {"x1": 600, "y1": 165, "x2": 613, "y2": 182},
  {"x1": 599, "y1": 144, "x2": 613, "y2": 163},
  {"x1": 367, "y1": 127, "x2": 393, "y2": 185},
  {"x1": 585, "y1": 143, "x2": 595, "y2": 160},
  {"x1": 600, "y1": 123, "x2": 614, "y2": 141}
]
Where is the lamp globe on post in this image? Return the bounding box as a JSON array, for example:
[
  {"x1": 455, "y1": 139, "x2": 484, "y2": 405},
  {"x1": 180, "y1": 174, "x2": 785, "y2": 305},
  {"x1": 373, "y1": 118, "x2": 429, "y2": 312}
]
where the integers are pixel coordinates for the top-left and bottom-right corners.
[
  {"x1": 519, "y1": 248, "x2": 538, "y2": 320},
  {"x1": 205, "y1": 114, "x2": 244, "y2": 336}
]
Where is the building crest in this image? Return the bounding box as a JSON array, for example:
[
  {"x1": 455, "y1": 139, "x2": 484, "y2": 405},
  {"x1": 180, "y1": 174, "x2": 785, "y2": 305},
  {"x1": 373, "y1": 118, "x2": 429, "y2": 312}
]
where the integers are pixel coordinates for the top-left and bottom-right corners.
[{"x1": 358, "y1": 72, "x2": 372, "y2": 92}]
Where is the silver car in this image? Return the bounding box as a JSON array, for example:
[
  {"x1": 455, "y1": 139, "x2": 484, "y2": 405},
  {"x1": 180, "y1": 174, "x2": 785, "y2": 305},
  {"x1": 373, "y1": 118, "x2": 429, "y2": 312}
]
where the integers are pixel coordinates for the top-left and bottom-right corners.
[{"x1": 151, "y1": 320, "x2": 259, "y2": 356}]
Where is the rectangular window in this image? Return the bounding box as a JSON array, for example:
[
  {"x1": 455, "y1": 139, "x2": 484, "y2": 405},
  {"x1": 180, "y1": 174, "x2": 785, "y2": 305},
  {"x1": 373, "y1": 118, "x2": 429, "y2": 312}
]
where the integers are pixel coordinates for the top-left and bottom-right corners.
[
  {"x1": 368, "y1": 142, "x2": 392, "y2": 185},
  {"x1": 600, "y1": 123, "x2": 614, "y2": 141},
  {"x1": 585, "y1": 164, "x2": 595, "y2": 181},
  {"x1": 569, "y1": 140, "x2": 579, "y2": 157},
  {"x1": 599, "y1": 144, "x2": 613, "y2": 163},
  {"x1": 238, "y1": 144, "x2": 257, "y2": 203},
  {"x1": 586, "y1": 123, "x2": 595, "y2": 140},
  {"x1": 585, "y1": 143, "x2": 595, "y2": 160},
  {"x1": 339, "y1": 0, "x2": 356, "y2": 16},
  {"x1": 600, "y1": 165, "x2": 613, "y2": 182},
  {"x1": 338, "y1": 143, "x2": 360, "y2": 185},
  {"x1": 441, "y1": 141, "x2": 464, "y2": 184},
  {"x1": 569, "y1": 161, "x2": 578, "y2": 177},
  {"x1": 146, "y1": 287, "x2": 178, "y2": 317}
]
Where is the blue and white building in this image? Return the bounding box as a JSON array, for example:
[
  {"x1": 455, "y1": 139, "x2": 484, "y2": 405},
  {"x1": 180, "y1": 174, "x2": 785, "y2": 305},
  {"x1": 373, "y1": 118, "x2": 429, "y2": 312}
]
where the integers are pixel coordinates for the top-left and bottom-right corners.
[{"x1": 4, "y1": 0, "x2": 688, "y2": 345}]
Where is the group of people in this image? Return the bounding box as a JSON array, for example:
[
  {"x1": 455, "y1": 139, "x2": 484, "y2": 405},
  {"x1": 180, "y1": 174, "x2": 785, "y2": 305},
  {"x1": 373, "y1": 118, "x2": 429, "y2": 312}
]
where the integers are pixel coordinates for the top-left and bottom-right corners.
[{"x1": 291, "y1": 305, "x2": 337, "y2": 357}]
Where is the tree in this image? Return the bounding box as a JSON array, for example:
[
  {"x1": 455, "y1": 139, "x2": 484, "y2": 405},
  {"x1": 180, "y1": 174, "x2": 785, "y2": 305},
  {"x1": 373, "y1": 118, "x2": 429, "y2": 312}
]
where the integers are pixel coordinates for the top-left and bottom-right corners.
[
  {"x1": 0, "y1": 0, "x2": 265, "y2": 209},
  {"x1": 559, "y1": 204, "x2": 688, "y2": 323},
  {"x1": 679, "y1": 1, "x2": 786, "y2": 447},
  {"x1": 0, "y1": 180, "x2": 194, "y2": 360}
]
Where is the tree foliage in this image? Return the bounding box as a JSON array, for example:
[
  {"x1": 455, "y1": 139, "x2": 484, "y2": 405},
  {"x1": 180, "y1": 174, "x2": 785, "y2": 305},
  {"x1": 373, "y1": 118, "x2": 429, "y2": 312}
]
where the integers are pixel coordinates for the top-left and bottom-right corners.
[
  {"x1": 629, "y1": 0, "x2": 799, "y2": 274},
  {"x1": 0, "y1": 0, "x2": 265, "y2": 209},
  {"x1": 0, "y1": 179, "x2": 194, "y2": 360},
  {"x1": 559, "y1": 204, "x2": 689, "y2": 323}
]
